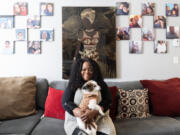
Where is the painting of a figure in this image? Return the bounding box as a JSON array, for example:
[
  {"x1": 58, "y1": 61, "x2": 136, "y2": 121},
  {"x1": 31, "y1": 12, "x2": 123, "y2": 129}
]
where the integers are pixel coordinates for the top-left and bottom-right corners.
[{"x1": 62, "y1": 7, "x2": 116, "y2": 79}]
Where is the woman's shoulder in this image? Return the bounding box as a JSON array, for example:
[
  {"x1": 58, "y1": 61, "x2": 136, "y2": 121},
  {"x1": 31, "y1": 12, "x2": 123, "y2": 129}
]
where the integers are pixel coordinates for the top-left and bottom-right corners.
[{"x1": 97, "y1": 80, "x2": 108, "y2": 88}]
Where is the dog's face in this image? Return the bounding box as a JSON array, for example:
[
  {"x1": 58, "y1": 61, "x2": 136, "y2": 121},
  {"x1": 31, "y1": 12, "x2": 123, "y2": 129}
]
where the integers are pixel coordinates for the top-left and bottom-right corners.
[{"x1": 82, "y1": 80, "x2": 100, "y2": 93}]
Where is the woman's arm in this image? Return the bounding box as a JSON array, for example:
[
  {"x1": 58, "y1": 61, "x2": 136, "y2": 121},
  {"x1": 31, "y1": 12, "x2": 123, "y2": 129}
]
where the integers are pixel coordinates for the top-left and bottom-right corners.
[
  {"x1": 99, "y1": 81, "x2": 112, "y2": 112},
  {"x1": 61, "y1": 84, "x2": 78, "y2": 116}
]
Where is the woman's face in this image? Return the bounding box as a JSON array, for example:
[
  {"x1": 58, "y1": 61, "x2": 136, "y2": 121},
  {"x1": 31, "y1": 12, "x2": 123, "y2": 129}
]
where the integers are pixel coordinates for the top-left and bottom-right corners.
[{"x1": 81, "y1": 61, "x2": 93, "y2": 81}]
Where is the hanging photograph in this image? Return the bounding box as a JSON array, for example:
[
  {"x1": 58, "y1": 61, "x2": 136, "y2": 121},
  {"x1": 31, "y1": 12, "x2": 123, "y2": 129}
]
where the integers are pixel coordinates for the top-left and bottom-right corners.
[
  {"x1": 15, "y1": 28, "x2": 27, "y2": 41},
  {"x1": 27, "y1": 15, "x2": 40, "y2": 29},
  {"x1": 116, "y1": 2, "x2": 129, "y2": 15},
  {"x1": 129, "y1": 41, "x2": 143, "y2": 54},
  {"x1": 154, "y1": 16, "x2": 166, "y2": 29},
  {"x1": 142, "y1": 28, "x2": 154, "y2": 41},
  {"x1": 14, "y1": 2, "x2": 28, "y2": 16},
  {"x1": 166, "y1": 26, "x2": 179, "y2": 39},
  {"x1": 62, "y1": 7, "x2": 116, "y2": 79},
  {"x1": 142, "y1": 3, "x2": 155, "y2": 16},
  {"x1": 129, "y1": 15, "x2": 142, "y2": 28},
  {"x1": 27, "y1": 41, "x2": 41, "y2": 54},
  {"x1": 0, "y1": 41, "x2": 14, "y2": 55},
  {"x1": 116, "y1": 27, "x2": 130, "y2": 40},
  {"x1": 0, "y1": 16, "x2": 14, "y2": 29},
  {"x1": 173, "y1": 39, "x2": 180, "y2": 47},
  {"x1": 166, "y1": 3, "x2": 178, "y2": 16},
  {"x1": 40, "y1": 3, "x2": 53, "y2": 16},
  {"x1": 154, "y1": 40, "x2": 167, "y2": 54},
  {"x1": 40, "y1": 29, "x2": 54, "y2": 41}
]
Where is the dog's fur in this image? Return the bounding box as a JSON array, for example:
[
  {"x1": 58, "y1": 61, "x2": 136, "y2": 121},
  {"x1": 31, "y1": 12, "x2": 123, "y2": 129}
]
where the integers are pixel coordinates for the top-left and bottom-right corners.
[{"x1": 77, "y1": 80, "x2": 104, "y2": 135}]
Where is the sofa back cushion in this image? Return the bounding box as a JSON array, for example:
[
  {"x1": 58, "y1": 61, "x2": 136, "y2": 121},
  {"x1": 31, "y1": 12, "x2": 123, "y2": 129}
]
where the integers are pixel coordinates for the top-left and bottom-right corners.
[
  {"x1": 141, "y1": 78, "x2": 180, "y2": 116},
  {"x1": 36, "y1": 78, "x2": 49, "y2": 109},
  {"x1": 109, "y1": 86, "x2": 118, "y2": 121},
  {"x1": 0, "y1": 76, "x2": 37, "y2": 120},
  {"x1": 105, "y1": 80, "x2": 143, "y2": 90},
  {"x1": 49, "y1": 80, "x2": 69, "y2": 91}
]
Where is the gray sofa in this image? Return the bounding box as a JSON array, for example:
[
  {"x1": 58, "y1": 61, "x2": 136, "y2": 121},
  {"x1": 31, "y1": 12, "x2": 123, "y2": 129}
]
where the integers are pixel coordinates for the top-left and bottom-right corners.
[{"x1": 1, "y1": 78, "x2": 180, "y2": 135}]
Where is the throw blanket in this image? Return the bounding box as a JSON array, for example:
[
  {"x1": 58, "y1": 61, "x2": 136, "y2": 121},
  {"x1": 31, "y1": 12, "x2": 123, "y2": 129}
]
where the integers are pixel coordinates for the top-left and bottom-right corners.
[{"x1": 64, "y1": 89, "x2": 116, "y2": 135}]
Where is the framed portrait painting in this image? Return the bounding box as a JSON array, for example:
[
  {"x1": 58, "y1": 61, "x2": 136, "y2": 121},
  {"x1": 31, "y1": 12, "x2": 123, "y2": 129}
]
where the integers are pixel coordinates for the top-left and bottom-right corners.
[{"x1": 62, "y1": 7, "x2": 116, "y2": 79}]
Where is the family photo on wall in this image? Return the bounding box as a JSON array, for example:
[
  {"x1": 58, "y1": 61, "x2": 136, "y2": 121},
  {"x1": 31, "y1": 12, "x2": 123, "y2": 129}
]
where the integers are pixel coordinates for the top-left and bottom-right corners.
[
  {"x1": 116, "y1": 2, "x2": 180, "y2": 54},
  {"x1": 62, "y1": 7, "x2": 116, "y2": 79}
]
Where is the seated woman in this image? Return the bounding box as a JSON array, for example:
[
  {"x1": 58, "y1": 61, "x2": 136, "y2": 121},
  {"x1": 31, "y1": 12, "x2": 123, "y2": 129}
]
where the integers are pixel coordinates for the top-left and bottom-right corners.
[{"x1": 62, "y1": 58, "x2": 116, "y2": 135}]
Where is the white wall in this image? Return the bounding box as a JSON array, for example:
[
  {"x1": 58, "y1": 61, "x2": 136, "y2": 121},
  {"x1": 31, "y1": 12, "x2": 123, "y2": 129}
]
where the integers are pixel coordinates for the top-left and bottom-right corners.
[{"x1": 0, "y1": 0, "x2": 180, "y2": 82}]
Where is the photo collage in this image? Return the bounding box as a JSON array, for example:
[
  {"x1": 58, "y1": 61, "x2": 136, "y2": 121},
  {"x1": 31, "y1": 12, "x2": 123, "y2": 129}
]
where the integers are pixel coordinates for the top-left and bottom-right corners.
[
  {"x1": 0, "y1": 2, "x2": 54, "y2": 55},
  {"x1": 116, "y1": 2, "x2": 180, "y2": 54}
]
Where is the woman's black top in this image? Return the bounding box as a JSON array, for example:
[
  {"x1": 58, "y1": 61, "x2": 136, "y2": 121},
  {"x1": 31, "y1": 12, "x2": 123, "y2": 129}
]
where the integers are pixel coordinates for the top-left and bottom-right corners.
[{"x1": 62, "y1": 80, "x2": 112, "y2": 116}]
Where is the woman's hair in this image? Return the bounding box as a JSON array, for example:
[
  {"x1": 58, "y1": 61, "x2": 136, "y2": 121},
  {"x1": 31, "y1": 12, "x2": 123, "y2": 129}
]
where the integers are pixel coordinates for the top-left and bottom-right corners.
[{"x1": 68, "y1": 58, "x2": 103, "y2": 91}]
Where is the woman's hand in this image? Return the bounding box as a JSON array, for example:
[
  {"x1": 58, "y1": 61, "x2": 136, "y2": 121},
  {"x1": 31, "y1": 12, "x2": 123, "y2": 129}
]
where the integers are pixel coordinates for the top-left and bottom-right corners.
[
  {"x1": 72, "y1": 107, "x2": 85, "y2": 117},
  {"x1": 80, "y1": 109, "x2": 99, "y2": 129},
  {"x1": 80, "y1": 109, "x2": 99, "y2": 122}
]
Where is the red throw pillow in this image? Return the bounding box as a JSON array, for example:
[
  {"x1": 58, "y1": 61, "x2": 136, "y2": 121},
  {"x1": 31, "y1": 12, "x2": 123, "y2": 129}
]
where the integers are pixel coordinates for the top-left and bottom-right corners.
[
  {"x1": 44, "y1": 87, "x2": 65, "y2": 120},
  {"x1": 109, "y1": 86, "x2": 118, "y2": 121},
  {"x1": 140, "y1": 78, "x2": 180, "y2": 116}
]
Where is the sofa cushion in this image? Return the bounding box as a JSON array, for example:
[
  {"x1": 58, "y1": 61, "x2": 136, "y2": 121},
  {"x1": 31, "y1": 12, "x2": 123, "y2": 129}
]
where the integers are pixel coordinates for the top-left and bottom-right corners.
[
  {"x1": 0, "y1": 76, "x2": 37, "y2": 120},
  {"x1": 36, "y1": 78, "x2": 49, "y2": 109},
  {"x1": 109, "y1": 86, "x2": 118, "y2": 121},
  {"x1": 0, "y1": 110, "x2": 43, "y2": 135},
  {"x1": 117, "y1": 88, "x2": 150, "y2": 119},
  {"x1": 105, "y1": 80, "x2": 143, "y2": 90},
  {"x1": 49, "y1": 80, "x2": 68, "y2": 91},
  {"x1": 173, "y1": 116, "x2": 180, "y2": 121},
  {"x1": 114, "y1": 115, "x2": 180, "y2": 135},
  {"x1": 141, "y1": 78, "x2": 180, "y2": 116},
  {"x1": 31, "y1": 117, "x2": 66, "y2": 135},
  {"x1": 44, "y1": 87, "x2": 65, "y2": 120}
]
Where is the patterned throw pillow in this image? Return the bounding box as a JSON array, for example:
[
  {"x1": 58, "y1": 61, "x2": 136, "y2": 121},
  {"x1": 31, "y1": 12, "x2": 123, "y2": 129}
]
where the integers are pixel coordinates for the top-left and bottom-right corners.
[{"x1": 117, "y1": 88, "x2": 150, "y2": 119}]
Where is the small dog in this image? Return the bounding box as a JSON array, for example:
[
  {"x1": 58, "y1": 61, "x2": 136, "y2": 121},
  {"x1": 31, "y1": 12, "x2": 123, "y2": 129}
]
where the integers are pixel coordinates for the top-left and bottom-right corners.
[{"x1": 77, "y1": 80, "x2": 104, "y2": 135}]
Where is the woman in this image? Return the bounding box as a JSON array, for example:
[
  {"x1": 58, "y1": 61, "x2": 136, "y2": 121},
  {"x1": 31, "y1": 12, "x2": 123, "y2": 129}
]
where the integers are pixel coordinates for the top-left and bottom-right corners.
[{"x1": 62, "y1": 58, "x2": 116, "y2": 135}]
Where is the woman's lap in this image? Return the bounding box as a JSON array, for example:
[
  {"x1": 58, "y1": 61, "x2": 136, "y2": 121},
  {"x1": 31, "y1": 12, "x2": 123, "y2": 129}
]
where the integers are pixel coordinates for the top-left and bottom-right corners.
[{"x1": 64, "y1": 111, "x2": 116, "y2": 135}]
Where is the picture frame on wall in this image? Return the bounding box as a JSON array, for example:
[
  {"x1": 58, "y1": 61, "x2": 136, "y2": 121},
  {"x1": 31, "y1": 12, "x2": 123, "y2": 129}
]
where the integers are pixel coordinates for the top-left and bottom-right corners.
[
  {"x1": 173, "y1": 39, "x2": 180, "y2": 47},
  {"x1": 27, "y1": 15, "x2": 40, "y2": 29},
  {"x1": 40, "y1": 3, "x2": 53, "y2": 16},
  {"x1": 62, "y1": 7, "x2": 116, "y2": 79},
  {"x1": 142, "y1": 28, "x2": 154, "y2": 41},
  {"x1": 116, "y1": 27, "x2": 130, "y2": 40},
  {"x1": 129, "y1": 15, "x2": 142, "y2": 28},
  {"x1": 14, "y1": 2, "x2": 28, "y2": 16},
  {"x1": 15, "y1": 28, "x2": 27, "y2": 41},
  {"x1": 154, "y1": 40, "x2": 167, "y2": 54},
  {"x1": 154, "y1": 16, "x2": 166, "y2": 29},
  {"x1": 166, "y1": 3, "x2": 178, "y2": 16},
  {"x1": 116, "y1": 2, "x2": 129, "y2": 15},
  {"x1": 166, "y1": 26, "x2": 179, "y2": 39},
  {"x1": 0, "y1": 41, "x2": 14, "y2": 55},
  {"x1": 40, "y1": 29, "x2": 54, "y2": 41},
  {"x1": 0, "y1": 16, "x2": 14, "y2": 29},
  {"x1": 27, "y1": 41, "x2": 41, "y2": 54},
  {"x1": 142, "y1": 2, "x2": 155, "y2": 16},
  {"x1": 129, "y1": 41, "x2": 143, "y2": 54}
]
